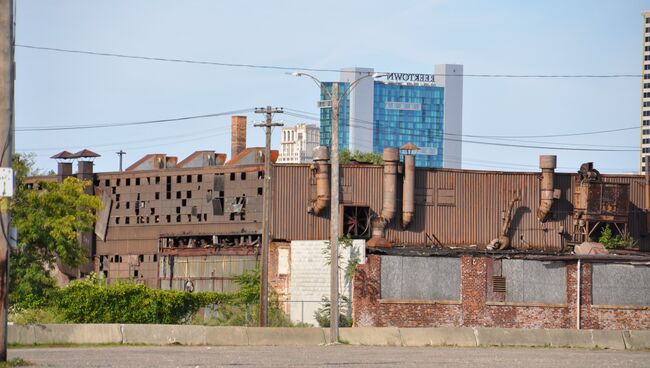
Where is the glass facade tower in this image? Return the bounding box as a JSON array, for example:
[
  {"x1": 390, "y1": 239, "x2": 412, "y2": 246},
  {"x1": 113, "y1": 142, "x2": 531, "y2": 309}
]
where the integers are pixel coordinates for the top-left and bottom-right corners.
[{"x1": 319, "y1": 65, "x2": 462, "y2": 168}]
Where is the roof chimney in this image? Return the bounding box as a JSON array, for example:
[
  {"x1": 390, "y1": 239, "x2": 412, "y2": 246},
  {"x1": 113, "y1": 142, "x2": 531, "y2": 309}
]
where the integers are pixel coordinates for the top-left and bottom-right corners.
[{"x1": 231, "y1": 115, "x2": 247, "y2": 159}]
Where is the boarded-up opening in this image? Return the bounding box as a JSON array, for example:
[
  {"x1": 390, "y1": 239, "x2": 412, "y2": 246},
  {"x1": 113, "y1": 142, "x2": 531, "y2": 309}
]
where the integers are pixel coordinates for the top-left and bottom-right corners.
[{"x1": 381, "y1": 256, "x2": 460, "y2": 301}]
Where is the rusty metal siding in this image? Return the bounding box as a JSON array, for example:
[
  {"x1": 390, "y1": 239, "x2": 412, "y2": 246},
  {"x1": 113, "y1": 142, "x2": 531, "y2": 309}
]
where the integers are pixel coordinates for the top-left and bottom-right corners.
[{"x1": 272, "y1": 165, "x2": 649, "y2": 251}]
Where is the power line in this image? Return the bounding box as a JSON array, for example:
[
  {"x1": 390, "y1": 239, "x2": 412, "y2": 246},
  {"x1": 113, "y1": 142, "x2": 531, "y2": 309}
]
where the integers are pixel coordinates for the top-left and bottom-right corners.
[
  {"x1": 16, "y1": 108, "x2": 253, "y2": 132},
  {"x1": 285, "y1": 109, "x2": 639, "y2": 148},
  {"x1": 283, "y1": 110, "x2": 639, "y2": 152},
  {"x1": 16, "y1": 44, "x2": 642, "y2": 78}
]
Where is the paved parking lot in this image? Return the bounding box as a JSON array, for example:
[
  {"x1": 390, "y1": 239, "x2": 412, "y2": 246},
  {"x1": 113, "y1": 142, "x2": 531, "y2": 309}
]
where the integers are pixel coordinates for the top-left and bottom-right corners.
[{"x1": 9, "y1": 345, "x2": 650, "y2": 367}]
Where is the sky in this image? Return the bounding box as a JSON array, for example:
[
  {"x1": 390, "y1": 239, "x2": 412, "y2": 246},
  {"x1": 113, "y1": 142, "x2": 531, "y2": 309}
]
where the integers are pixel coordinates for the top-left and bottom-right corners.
[{"x1": 12, "y1": 0, "x2": 649, "y2": 173}]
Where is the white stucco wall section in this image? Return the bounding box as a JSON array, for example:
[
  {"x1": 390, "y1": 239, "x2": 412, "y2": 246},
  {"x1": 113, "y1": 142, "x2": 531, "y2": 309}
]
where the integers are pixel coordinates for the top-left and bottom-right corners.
[{"x1": 288, "y1": 239, "x2": 366, "y2": 326}]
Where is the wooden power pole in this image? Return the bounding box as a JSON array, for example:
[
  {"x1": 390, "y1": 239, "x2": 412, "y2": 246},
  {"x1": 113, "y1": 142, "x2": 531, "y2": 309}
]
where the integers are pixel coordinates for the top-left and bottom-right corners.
[
  {"x1": 254, "y1": 106, "x2": 283, "y2": 327},
  {"x1": 0, "y1": 0, "x2": 14, "y2": 361},
  {"x1": 116, "y1": 150, "x2": 126, "y2": 172}
]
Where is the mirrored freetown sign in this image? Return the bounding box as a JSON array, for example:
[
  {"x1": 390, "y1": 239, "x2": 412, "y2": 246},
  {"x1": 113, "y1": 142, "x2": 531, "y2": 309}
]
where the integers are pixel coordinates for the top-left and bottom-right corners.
[{"x1": 385, "y1": 73, "x2": 435, "y2": 83}]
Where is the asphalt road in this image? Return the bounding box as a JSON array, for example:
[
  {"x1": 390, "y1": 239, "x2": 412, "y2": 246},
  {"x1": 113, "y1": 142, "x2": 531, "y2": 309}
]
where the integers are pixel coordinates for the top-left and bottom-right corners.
[{"x1": 8, "y1": 345, "x2": 650, "y2": 368}]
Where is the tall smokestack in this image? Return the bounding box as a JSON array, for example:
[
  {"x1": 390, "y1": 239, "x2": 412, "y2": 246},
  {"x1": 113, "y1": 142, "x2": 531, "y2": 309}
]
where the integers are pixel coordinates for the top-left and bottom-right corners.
[{"x1": 231, "y1": 115, "x2": 247, "y2": 159}]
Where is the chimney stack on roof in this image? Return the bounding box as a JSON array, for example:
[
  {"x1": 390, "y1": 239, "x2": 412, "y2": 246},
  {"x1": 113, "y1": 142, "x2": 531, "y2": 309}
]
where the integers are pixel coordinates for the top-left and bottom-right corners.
[{"x1": 231, "y1": 115, "x2": 247, "y2": 160}]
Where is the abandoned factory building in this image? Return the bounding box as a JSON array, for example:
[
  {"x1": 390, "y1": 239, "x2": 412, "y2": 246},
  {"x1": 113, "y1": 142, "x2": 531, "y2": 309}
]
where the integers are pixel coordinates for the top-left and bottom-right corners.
[{"x1": 26, "y1": 116, "x2": 650, "y2": 330}]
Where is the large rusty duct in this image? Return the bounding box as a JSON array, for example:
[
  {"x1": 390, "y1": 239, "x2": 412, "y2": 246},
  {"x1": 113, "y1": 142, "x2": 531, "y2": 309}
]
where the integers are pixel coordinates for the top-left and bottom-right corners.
[
  {"x1": 368, "y1": 148, "x2": 399, "y2": 246},
  {"x1": 309, "y1": 146, "x2": 330, "y2": 215},
  {"x1": 537, "y1": 155, "x2": 560, "y2": 222},
  {"x1": 402, "y1": 154, "x2": 415, "y2": 229}
]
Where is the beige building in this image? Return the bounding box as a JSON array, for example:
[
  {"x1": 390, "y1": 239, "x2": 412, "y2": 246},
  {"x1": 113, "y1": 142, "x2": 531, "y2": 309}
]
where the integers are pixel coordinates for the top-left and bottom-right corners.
[
  {"x1": 277, "y1": 124, "x2": 320, "y2": 163},
  {"x1": 642, "y1": 11, "x2": 650, "y2": 172}
]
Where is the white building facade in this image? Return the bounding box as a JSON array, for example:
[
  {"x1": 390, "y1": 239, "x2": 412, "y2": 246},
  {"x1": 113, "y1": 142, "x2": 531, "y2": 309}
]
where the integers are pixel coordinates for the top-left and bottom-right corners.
[{"x1": 278, "y1": 123, "x2": 320, "y2": 163}]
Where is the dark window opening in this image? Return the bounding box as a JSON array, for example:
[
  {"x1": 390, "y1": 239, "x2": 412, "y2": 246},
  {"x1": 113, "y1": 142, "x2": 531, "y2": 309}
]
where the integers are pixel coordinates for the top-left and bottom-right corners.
[
  {"x1": 187, "y1": 214, "x2": 192, "y2": 222},
  {"x1": 105, "y1": 179, "x2": 110, "y2": 186},
  {"x1": 176, "y1": 191, "x2": 181, "y2": 199},
  {"x1": 139, "y1": 254, "x2": 144, "y2": 262},
  {"x1": 343, "y1": 206, "x2": 372, "y2": 239},
  {"x1": 115, "y1": 217, "x2": 120, "y2": 224},
  {"x1": 150, "y1": 208, "x2": 155, "y2": 215},
  {"x1": 112, "y1": 187, "x2": 116, "y2": 194},
  {"x1": 229, "y1": 213, "x2": 236, "y2": 221},
  {"x1": 93, "y1": 179, "x2": 100, "y2": 187},
  {"x1": 116, "y1": 194, "x2": 120, "y2": 201},
  {"x1": 126, "y1": 178, "x2": 131, "y2": 186},
  {"x1": 166, "y1": 215, "x2": 171, "y2": 223},
  {"x1": 125, "y1": 217, "x2": 130, "y2": 224},
  {"x1": 176, "y1": 176, "x2": 182, "y2": 184},
  {"x1": 103, "y1": 270, "x2": 108, "y2": 278},
  {"x1": 115, "y1": 202, "x2": 120, "y2": 209},
  {"x1": 176, "y1": 215, "x2": 181, "y2": 223},
  {"x1": 155, "y1": 215, "x2": 160, "y2": 223},
  {"x1": 166, "y1": 192, "x2": 171, "y2": 200},
  {"x1": 134, "y1": 270, "x2": 139, "y2": 278},
  {"x1": 230, "y1": 173, "x2": 236, "y2": 181},
  {"x1": 126, "y1": 202, "x2": 130, "y2": 209},
  {"x1": 241, "y1": 172, "x2": 246, "y2": 180},
  {"x1": 135, "y1": 178, "x2": 140, "y2": 186},
  {"x1": 257, "y1": 187, "x2": 263, "y2": 195},
  {"x1": 203, "y1": 214, "x2": 208, "y2": 221},
  {"x1": 182, "y1": 199, "x2": 187, "y2": 206},
  {"x1": 187, "y1": 175, "x2": 192, "y2": 183},
  {"x1": 197, "y1": 214, "x2": 202, "y2": 222},
  {"x1": 258, "y1": 171, "x2": 264, "y2": 179},
  {"x1": 197, "y1": 174, "x2": 203, "y2": 182},
  {"x1": 153, "y1": 254, "x2": 158, "y2": 262},
  {"x1": 155, "y1": 176, "x2": 160, "y2": 184},
  {"x1": 146, "y1": 217, "x2": 150, "y2": 223},
  {"x1": 176, "y1": 207, "x2": 181, "y2": 214},
  {"x1": 116, "y1": 179, "x2": 121, "y2": 186},
  {"x1": 186, "y1": 191, "x2": 192, "y2": 199},
  {"x1": 155, "y1": 192, "x2": 160, "y2": 200}
]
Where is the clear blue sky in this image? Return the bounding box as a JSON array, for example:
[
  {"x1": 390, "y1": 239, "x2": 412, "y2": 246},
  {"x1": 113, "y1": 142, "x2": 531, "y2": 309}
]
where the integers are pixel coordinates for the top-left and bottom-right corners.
[{"x1": 13, "y1": 0, "x2": 648, "y2": 173}]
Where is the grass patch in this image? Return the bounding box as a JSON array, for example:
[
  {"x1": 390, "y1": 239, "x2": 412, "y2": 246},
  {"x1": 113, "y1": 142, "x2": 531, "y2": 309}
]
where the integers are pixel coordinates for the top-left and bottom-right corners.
[{"x1": 0, "y1": 357, "x2": 32, "y2": 367}]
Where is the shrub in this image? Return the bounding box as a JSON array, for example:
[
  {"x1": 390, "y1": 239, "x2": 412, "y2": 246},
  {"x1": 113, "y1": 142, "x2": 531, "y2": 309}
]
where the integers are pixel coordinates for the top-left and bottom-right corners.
[
  {"x1": 53, "y1": 275, "x2": 235, "y2": 324},
  {"x1": 598, "y1": 225, "x2": 637, "y2": 249}
]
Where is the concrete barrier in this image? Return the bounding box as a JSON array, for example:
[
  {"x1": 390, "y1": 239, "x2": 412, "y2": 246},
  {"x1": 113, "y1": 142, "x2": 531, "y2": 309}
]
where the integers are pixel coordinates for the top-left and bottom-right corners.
[
  {"x1": 205, "y1": 326, "x2": 248, "y2": 346},
  {"x1": 399, "y1": 327, "x2": 477, "y2": 347},
  {"x1": 623, "y1": 330, "x2": 650, "y2": 350},
  {"x1": 475, "y1": 327, "x2": 549, "y2": 347},
  {"x1": 337, "y1": 327, "x2": 402, "y2": 346},
  {"x1": 247, "y1": 327, "x2": 325, "y2": 346},
  {"x1": 7, "y1": 324, "x2": 650, "y2": 350},
  {"x1": 590, "y1": 330, "x2": 626, "y2": 350},
  {"x1": 121, "y1": 324, "x2": 206, "y2": 345},
  {"x1": 547, "y1": 328, "x2": 593, "y2": 349}
]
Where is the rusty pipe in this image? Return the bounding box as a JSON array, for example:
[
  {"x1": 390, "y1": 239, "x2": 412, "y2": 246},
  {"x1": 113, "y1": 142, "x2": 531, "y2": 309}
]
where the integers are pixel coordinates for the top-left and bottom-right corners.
[
  {"x1": 381, "y1": 148, "x2": 399, "y2": 222},
  {"x1": 497, "y1": 195, "x2": 521, "y2": 250},
  {"x1": 402, "y1": 154, "x2": 415, "y2": 229},
  {"x1": 536, "y1": 155, "x2": 557, "y2": 222},
  {"x1": 310, "y1": 146, "x2": 330, "y2": 215}
]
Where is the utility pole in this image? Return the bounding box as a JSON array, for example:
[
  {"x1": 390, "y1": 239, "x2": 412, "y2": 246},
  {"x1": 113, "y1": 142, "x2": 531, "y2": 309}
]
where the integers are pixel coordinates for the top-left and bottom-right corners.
[
  {"x1": 254, "y1": 106, "x2": 283, "y2": 327},
  {"x1": 329, "y1": 84, "x2": 340, "y2": 342},
  {"x1": 0, "y1": 0, "x2": 14, "y2": 361},
  {"x1": 116, "y1": 150, "x2": 126, "y2": 172}
]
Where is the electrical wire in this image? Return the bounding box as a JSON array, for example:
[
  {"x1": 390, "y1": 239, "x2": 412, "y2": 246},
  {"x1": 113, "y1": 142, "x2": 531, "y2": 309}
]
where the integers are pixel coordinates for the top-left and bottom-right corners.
[
  {"x1": 17, "y1": 108, "x2": 253, "y2": 132},
  {"x1": 15, "y1": 44, "x2": 642, "y2": 78}
]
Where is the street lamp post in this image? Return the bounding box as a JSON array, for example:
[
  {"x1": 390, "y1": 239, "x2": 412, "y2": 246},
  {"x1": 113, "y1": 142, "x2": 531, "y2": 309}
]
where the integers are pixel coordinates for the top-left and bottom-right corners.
[{"x1": 292, "y1": 71, "x2": 384, "y2": 343}]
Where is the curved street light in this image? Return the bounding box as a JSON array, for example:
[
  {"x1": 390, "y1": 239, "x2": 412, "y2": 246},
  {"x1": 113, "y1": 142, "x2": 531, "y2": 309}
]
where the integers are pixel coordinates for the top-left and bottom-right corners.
[{"x1": 292, "y1": 71, "x2": 385, "y2": 344}]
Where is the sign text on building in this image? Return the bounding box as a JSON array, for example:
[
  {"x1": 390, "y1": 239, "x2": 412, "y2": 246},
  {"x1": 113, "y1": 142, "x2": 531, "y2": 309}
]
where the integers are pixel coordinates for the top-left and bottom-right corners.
[{"x1": 386, "y1": 73, "x2": 435, "y2": 83}]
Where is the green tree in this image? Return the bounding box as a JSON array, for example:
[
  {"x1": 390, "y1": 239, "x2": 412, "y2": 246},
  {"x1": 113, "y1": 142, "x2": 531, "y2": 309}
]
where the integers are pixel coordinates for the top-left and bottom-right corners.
[
  {"x1": 339, "y1": 149, "x2": 383, "y2": 165},
  {"x1": 9, "y1": 153, "x2": 102, "y2": 310}
]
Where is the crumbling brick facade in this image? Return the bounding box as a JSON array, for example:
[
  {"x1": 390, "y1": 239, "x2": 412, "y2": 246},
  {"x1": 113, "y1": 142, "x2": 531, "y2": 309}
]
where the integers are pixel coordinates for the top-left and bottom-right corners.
[{"x1": 353, "y1": 255, "x2": 650, "y2": 330}]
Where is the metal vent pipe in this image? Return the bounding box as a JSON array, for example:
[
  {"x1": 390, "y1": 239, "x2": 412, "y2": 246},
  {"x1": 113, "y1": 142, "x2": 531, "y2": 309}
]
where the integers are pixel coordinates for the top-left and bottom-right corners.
[
  {"x1": 537, "y1": 155, "x2": 558, "y2": 222},
  {"x1": 310, "y1": 146, "x2": 330, "y2": 215},
  {"x1": 402, "y1": 154, "x2": 415, "y2": 229},
  {"x1": 381, "y1": 147, "x2": 399, "y2": 222}
]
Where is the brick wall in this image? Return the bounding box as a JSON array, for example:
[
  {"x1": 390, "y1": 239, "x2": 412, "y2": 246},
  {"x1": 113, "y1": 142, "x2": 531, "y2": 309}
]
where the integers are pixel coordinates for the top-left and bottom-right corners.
[{"x1": 353, "y1": 254, "x2": 650, "y2": 330}]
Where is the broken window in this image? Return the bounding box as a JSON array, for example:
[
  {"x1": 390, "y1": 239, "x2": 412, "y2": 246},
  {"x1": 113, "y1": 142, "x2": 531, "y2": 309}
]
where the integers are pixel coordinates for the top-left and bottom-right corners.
[
  {"x1": 343, "y1": 206, "x2": 372, "y2": 239},
  {"x1": 116, "y1": 179, "x2": 121, "y2": 186},
  {"x1": 115, "y1": 217, "x2": 120, "y2": 224},
  {"x1": 155, "y1": 215, "x2": 160, "y2": 223},
  {"x1": 155, "y1": 176, "x2": 160, "y2": 184},
  {"x1": 166, "y1": 215, "x2": 171, "y2": 223},
  {"x1": 155, "y1": 192, "x2": 160, "y2": 200},
  {"x1": 125, "y1": 217, "x2": 130, "y2": 224}
]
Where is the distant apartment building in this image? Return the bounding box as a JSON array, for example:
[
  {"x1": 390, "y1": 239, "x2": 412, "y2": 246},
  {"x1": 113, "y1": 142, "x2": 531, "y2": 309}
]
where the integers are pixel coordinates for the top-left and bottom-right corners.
[
  {"x1": 318, "y1": 65, "x2": 463, "y2": 168},
  {"x1": 642, "y1": 10, "x2": 650, "y2": 172},
  {"x1": 277, "y1": 123, "x2": 320, "y2": 163}
]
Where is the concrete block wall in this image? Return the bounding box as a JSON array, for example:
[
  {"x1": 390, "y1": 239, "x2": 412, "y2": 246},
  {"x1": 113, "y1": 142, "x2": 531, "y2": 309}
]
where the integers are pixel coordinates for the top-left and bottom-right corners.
[
  {"x1": 288, "y1": 239, "x2": 365, "y2": 326},
  {"x1": 353, "y1": 255, "x2": 650, "y2": 330}
]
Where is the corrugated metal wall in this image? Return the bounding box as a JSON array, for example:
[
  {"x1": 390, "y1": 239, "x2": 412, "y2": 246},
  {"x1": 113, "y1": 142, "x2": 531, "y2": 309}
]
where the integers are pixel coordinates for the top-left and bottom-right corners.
[
  {"x1": 159, "y1": 255, "x2": 258, "y2": 293},
  {"x1": 272, "y1": 165, "x2": 649, "y2": 251}
]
